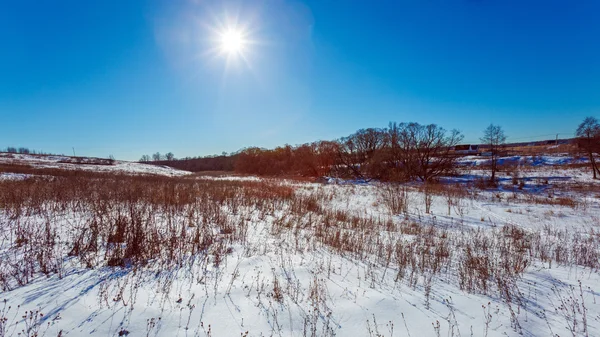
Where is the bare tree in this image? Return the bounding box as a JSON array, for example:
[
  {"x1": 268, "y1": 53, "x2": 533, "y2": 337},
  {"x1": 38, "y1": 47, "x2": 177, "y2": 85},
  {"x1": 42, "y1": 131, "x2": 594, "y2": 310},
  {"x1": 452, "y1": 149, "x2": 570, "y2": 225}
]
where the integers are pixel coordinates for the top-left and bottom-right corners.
[
  {"x1": 165, "y1": 152, "x2": 175, "y2": 161},
  {"x1": 152, "y1": 152, "x2": 162, "y2": 161},
  {"x1": 480, "y1": 124, "x2": 506, "y2": 182},
  {"x1": 336, "y1": 128, "x2": 387, "y2": 180},
  {"x1": 293, "y1": 140, "x2": 339, "y2": 177},
  {"x1": 139, "y1": 155, "x2": 151, "y2": 162},
  {"x1": 389, "y1": 122, "x2": 463, "y2": 182},
  {"x1": 576, "y1": 116, "x2": 600, "y2": 179}
]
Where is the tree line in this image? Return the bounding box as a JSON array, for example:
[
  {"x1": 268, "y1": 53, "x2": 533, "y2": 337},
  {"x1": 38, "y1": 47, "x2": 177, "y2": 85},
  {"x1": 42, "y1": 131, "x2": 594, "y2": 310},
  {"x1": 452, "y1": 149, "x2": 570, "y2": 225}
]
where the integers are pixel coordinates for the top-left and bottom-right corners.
[
  {"x1": 2, "y1": 147, "x2": 50, "y2": 155},
  {"x1": 146, "y1": 116, "x2": 600, "y2": 181},
  {"x1": 155, "y1": 154, "x2": 237, "y2": 172},
  {"x1": 149, "y1": 122, "x2": 506, "y2": 182},
  {"x1": 140, "y1": 152, "x2": 176, "y2": 162},
  {"x1": 236, "y1": 122, "x2": 466, "y2": 182}
]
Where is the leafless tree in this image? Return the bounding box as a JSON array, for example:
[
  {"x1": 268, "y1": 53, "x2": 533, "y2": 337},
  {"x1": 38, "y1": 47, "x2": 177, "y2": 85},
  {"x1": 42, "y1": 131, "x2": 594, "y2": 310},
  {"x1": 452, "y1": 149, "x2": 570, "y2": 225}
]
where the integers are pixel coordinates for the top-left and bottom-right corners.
[
  {"x1": 152, "y1": 152, "x2": 162, "y2": 161},
  {"x1": 389, "y1": 122, "x2": 463, "y2": 182},
  {"x1": 480, "y1": 124, "x2": 506, "y2": 182},
  {"x1": 139, "y1": 155, "x2": 151, "y2": 162},
  {"x1": 165, "y1": 152, "x2": 175, "y2": 161},
  {"x1": 576, "y1": 116, "x2": 600, "y2": 179},
  {"x1": 336, "y1": 128, "x2": 387, "y2": 179},
  {"x1": 292, "y1": 141, "x2": 337, "y2": 177}
]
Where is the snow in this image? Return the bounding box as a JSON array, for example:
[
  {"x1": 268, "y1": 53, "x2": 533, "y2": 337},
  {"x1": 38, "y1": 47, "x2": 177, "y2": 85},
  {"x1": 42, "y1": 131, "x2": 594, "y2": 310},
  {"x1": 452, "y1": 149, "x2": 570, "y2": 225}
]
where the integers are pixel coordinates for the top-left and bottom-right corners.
[
  {"x1": 198, "y1": 175, "x2": 264, "y2": 182},
  {"x1": 457, "y1": 154, "x2": 589, "y2": 167},
  {"x1": 1, "y1": 155, "x2": 599, "y2": 336},
  {"x1": 0, "y1": 172, "x2": 32, "y2": 181},
  {"x1": 0, "y1": 153, "x2": 191, "y2": 177}
]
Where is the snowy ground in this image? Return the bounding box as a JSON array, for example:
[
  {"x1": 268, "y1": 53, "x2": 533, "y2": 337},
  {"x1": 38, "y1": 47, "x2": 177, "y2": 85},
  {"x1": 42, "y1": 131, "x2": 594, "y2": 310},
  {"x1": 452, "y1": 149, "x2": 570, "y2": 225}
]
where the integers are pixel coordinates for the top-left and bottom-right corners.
[
  {"x1": 456, "y1": 153, "x2": 592, "y2": 168},
  {"x1": 0, "y1": 155, "x2": 599, "y2": 337},
  {"x1": 0, "y1": 153, "x2": 190, "y2": 177}
]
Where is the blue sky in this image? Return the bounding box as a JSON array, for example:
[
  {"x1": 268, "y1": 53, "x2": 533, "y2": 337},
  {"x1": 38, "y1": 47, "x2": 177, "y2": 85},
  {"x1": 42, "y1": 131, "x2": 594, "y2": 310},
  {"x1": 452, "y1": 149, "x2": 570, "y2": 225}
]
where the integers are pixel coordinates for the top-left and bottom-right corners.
[{"x1": 1, "y1": 0, "x2": 599, "y2": 160}]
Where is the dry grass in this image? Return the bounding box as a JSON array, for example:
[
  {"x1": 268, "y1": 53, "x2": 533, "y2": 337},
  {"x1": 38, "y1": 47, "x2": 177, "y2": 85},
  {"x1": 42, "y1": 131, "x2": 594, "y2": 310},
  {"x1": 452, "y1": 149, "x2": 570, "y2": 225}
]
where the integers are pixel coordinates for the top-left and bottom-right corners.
[{"x1": 0, "y1": 169, "x2": 599, "y2": 336}]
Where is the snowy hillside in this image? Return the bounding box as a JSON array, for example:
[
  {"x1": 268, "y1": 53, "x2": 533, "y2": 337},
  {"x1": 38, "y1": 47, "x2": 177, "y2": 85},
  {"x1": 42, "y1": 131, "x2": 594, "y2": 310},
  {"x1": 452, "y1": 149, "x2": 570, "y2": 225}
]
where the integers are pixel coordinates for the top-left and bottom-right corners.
[
  {"x1": 456, "y1": 154, "x2": 589, "y2": 167},
  {"x1": 0, "y1": 152, "x2": 191, "y2": 178}
]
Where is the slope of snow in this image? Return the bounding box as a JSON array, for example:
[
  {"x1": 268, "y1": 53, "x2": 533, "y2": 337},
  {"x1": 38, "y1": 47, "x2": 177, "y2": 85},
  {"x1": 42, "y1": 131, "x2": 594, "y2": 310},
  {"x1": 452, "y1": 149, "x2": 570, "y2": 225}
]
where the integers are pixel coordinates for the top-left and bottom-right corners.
[
  {"x1": 457, "y1": 154, "x2": 589, "y2": 167},
  {"x1": 0, "y1": 172, "x2": 32, "y2": 181},
  {"x1": 0, "y1": 153, "x2": 190, "y2": 177}
]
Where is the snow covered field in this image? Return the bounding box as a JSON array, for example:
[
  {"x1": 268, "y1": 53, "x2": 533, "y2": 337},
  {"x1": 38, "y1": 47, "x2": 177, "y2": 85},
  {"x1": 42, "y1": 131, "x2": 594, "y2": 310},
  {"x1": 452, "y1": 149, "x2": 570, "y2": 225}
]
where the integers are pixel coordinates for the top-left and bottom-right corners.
[
  {"x1": 0, "y1": 153, "x2": 190, "y2": 178},
  {"x1": 0, "y1": 156, "x2": 599, "y2": 337}
]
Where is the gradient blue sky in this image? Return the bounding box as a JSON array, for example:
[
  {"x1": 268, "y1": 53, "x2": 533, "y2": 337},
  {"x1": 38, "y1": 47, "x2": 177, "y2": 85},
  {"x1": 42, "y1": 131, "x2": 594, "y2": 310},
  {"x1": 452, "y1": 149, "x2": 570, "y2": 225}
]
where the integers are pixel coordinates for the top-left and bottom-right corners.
[{"x1": 1, "y1": 0, "x2": 599, "y2": 160}]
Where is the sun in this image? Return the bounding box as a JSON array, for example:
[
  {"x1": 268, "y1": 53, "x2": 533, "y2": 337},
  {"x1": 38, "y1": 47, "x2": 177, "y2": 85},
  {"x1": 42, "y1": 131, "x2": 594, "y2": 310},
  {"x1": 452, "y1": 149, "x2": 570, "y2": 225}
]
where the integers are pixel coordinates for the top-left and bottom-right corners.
[
  {"x1": 220, "y1": 29, "x2": 246, "y2": 54},
  {"x1": 206, "y1": 16, "x2": 257, "y2": 70}
]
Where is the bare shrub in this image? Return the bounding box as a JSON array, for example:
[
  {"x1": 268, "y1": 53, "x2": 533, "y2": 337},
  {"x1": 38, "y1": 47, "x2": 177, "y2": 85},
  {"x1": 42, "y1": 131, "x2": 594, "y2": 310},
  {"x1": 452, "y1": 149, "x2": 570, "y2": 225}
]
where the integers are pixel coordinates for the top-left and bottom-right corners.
[{"x1": 379, "y1": 184, "x2": 409, "y2": 215}]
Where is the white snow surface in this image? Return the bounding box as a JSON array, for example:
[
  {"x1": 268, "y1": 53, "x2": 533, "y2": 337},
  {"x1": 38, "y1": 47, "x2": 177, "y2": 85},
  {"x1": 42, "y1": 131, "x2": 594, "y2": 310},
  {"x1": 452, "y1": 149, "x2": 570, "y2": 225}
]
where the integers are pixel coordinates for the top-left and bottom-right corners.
[
  {"x1": 0, "y1": 153, "x2": 190, "y2": 177},
  {"x1": 456, "y1": 154, "x2": 589, "y2": 167},
  {"x1": 1, "y1": 157, "x2": 600, "y2": 337},
  {"x1": 0, "y1": 172, "x2": 32, "y2": 181}
]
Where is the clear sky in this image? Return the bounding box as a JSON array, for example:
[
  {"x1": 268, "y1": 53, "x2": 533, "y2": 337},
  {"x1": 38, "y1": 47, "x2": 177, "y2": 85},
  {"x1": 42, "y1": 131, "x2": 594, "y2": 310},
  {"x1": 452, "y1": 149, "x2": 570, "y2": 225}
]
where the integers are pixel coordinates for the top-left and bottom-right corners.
[{"x1": 1, "y1": 0, "x2": 599, "y2": 160}]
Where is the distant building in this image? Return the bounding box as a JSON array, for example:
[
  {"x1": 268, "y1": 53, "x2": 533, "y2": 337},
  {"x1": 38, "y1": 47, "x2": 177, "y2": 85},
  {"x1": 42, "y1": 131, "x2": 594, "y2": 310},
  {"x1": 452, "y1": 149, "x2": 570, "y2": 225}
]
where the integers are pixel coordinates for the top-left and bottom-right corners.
[{"x1": 454, "y1": 144, "x2": 479, "y2": 155}]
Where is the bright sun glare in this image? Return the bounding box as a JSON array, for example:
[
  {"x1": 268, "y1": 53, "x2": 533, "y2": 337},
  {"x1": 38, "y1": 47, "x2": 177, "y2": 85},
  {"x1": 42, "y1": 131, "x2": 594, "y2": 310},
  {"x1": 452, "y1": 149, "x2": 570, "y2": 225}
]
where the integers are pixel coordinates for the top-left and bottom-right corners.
[{"x1": 220, "y1": 29, "x2": 245, "y2": 54}]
